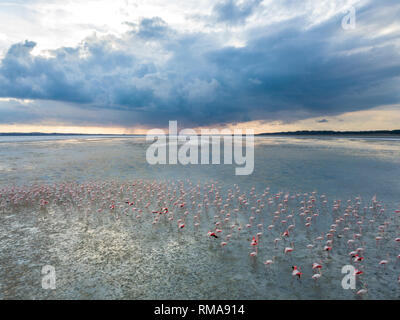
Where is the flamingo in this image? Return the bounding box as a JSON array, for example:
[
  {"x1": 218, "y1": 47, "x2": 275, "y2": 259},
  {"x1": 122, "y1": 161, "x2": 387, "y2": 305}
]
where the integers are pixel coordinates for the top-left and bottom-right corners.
[
  {"x1": 292, "y1": 266, "x2": 302, "y2": 279},
  {"x1": 379, "y1": 259, "x2": 388, "y2": 266},
  {"x1": 312, "y1": 273, "x2": 321, "y2": 281},
  {"x1": 312, "y1": 262, "x2": 322, "y2": 270},
  {"x1": 353, "y1": 254, "x2": 364, "y2": 262},
  {"x1": 208, "y1": 231, "x2": 218, "y2": 238},
  {"x1": 357, "y1": 288, "x2": 368, "y2": 295},
  {"x1": 264, "y1": 258, "x2": 275, "y2": 267},
  {"x1": 284, "y1": 246, "x2": 294, "y2": 254}
]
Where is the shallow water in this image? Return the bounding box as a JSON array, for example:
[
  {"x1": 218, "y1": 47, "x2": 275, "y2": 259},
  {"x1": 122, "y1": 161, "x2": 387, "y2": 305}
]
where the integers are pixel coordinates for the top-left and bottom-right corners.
[{"x1": 0, "y1": 136, "x2": 399, "y2": 299}]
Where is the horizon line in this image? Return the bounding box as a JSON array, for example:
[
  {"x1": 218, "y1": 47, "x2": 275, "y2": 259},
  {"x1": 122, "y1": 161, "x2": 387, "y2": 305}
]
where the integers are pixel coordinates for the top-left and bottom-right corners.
[{"x1": 1, "y1": 129, "x2": 400, "y2": 136}]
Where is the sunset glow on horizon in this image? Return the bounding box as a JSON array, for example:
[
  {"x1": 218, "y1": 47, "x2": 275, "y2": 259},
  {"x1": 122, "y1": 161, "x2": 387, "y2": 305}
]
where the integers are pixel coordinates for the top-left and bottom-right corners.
[{"x1": 1, "y1": 105, "x2": 400, "y2": 135}]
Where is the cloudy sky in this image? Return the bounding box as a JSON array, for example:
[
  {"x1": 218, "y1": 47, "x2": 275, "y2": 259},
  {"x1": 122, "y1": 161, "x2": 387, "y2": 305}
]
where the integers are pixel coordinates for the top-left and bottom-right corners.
[{"x1": 0, "y1": 0, "x2": 399, "y2": 133}]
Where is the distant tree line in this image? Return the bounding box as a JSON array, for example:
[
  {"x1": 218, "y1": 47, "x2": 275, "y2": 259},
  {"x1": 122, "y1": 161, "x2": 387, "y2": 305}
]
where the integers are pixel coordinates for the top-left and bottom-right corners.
[{"x1": 257, "y1": 130, "x2": 400, "y2": 136}]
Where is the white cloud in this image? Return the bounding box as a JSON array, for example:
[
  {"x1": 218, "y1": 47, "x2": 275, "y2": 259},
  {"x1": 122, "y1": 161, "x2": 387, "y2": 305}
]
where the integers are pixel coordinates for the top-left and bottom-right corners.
[{"x1": 0, "y1": 0, "x2": 371, "y2": 56}]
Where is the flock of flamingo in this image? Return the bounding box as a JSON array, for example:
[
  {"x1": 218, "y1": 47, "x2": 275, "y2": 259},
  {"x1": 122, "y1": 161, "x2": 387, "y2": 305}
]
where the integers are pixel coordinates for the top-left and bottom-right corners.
[{"x1": 1, "y1": 179, "x2": 399, "y2": 298}]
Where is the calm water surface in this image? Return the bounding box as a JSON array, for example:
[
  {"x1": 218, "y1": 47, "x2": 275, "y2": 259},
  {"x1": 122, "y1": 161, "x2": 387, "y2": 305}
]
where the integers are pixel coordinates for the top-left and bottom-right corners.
[{"x1": 0, "y1": 136, "x2": 399, "y2": 299}]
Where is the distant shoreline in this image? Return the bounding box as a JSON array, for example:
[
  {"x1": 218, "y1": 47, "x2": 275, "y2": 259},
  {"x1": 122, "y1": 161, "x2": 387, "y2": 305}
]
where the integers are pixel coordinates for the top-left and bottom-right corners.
[
  {"x1": 0, "y1": 132, "x2": 139, "y2": 136},
  {"x1": 256, "y1": 130, "x2": 400, "y2": 136},
  {"x1": 0, "y1": 130, "x2": 400, "y2": 137}
]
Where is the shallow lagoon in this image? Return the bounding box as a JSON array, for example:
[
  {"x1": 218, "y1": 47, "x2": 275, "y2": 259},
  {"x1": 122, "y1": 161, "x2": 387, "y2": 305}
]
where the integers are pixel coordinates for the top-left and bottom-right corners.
[{"x1": 0, "y1": 136, "x2": 399, "y2": 299}]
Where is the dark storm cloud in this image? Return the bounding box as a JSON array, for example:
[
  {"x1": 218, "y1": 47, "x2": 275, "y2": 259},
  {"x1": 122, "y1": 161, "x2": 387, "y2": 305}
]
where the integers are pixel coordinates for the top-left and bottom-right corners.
[
  {"x1": 0, "y1": 0, "x2": 400, "y2": 128},
  {"x1": 0, "y1": 98, "x2": 42, "y2": 124},
  {"x1": 212, "y1": 0, "x2": 263, "y2": 25}
]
